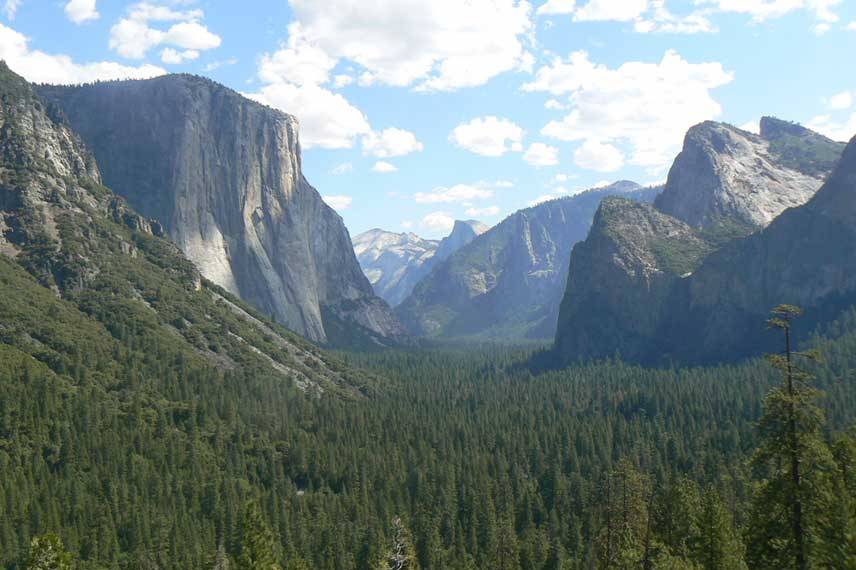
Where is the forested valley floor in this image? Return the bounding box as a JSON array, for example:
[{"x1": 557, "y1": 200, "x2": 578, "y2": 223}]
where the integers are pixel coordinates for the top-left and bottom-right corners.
[{"x1": 3, "y1": 301, "x2": 856, "y2": 568}]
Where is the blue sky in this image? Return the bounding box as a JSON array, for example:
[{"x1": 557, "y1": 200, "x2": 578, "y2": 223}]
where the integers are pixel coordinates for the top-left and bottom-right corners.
[{"x1": 3, "y1": 0, "x2": 856, "y2": 238}]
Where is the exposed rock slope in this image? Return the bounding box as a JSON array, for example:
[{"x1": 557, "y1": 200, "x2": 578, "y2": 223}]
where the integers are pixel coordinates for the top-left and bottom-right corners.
[
  {"x1": 37, "y1": 74, "x2": 405, "y2": 345},
  {"x1": 354, "y1": 219, "x2": 487, "y2": 307},
  {"x1": 0, "y1": 62, "x2": 367, "y2": 395},
  {"x1": 655, "y1": 117, "x2": 843, "y2": 234},
  {"x1": 554, "y1": 118, "x2": 850, "y2": 365},
  {"x1": 396, "y1": 182, "x2": 658, "y2": 340}
]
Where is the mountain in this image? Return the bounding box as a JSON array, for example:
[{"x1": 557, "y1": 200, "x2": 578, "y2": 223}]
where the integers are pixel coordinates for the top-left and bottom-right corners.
[
  {"x1": 396, "y1": 182, "x2": 659, "y2": 340},
  {"x1": 554, "y1": 118, "x2": 849, "y2": 365},
  {"x1": 36, "y1": 74, "x2": 405, "y2": 346},
  {"x1": 0, "y1": 62, "x2": 367, "y2": 396},
  {"x1": 354, "y1": 220, "x2": 487, "y2": 307},
  {"x1": 655, "y1": 117, "x2": 843, "y2": 236}
]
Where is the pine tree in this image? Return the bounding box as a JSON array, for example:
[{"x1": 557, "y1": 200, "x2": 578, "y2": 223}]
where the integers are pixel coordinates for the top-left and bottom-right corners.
[
  {"x1": 237, "y1": 502, "x2": 281, "y2": 570},
  {"x1": 380, "y1": 517, "x2": 419, "y2": 570},
  {"x1": 26, "y1": 533, "x2": 74, "y2": 570},
  {"x1": 746, "y1": 305, "x2": 832, "y2": 570}
]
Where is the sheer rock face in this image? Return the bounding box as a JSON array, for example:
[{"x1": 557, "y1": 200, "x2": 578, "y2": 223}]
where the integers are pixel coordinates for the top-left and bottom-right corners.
[
  {"x1": 37, "y1": 75, "x2": 405, "y2": 344},
  {"x1": 554, "y1": 198, "x2": 713, "y2": 363},
  {"x1": 353, "y1": 220, "x2": 487, "y2": 308},
  {"x1": 396, "y1": 182, "x2": 658, "y2": 340},
  {"x1": 553, "y1": 123, "x2": 856, "y2": 366},
  {"x1": 655, "y1": 118, "x2": 843, "y2": 232}
]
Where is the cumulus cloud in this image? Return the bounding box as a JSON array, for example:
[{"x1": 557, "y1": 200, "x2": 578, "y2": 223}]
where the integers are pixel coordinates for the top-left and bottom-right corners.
[
  {"x1": 65, "y1": 0, "x2": 99, "y2": 24},
  {"x1": 372, "y1": 161, "x2": 398, "y2": 173},
  {"x1": 524, "y1": 49, "x2": 732, "y2": 171},
  {"x1": 806, "y1": 113, "x2": 856, "y2": 142},
  {"x1": 246, "y1": 82, "x2": 370, "y2": 150},
  {"x1": 286, "y1": 0, "x2": 534, "y2": 91},
  {"x1": 414, "y1": 184, "x2": 495, "y2": 204},
  {"x1": 363, "y1": 128, "x2": 424, "y2": 158},
  {"x1": 161, "y1": 48, "x2": 198, "y2": 64},
  {"x1": 322, "y1": 195, "x2": 353, "y2": 211},
  {"x1": 634, "y1": 0, "x2": 716, "y2": 33},
  {"x1": 828, "y1": 91, "x2": 853, "y2": 111},
  {"x1": 574, "y1": 0, "x2": 648, "y2": 21},
  {"x1": 421, "y1": 211, "x2": 456, "y2": 233},
  {"x1": 450, "y1": 116, "x2": 525, "y2": 157},
  {"x1": 523, "y1": 142, "x2": 560, "y2": 166},
  {"x1": 109, "y1": 2, "x2": 221, "y2": 60},
  {"x1": 0, "y1": 22, "x2": 165, "y2": 84},
  {"x1": 574, "y1": 139, "x2": 624, "y2": 171},
  {"x1": 697, "y1": 0, "x2": 842, "y2": 30},
  {"x1": 537, "y1": 0, "x2": 576, "y2": 15}
]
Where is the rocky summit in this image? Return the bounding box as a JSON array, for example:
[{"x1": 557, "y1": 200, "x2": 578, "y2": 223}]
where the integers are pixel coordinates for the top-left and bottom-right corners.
[
  {"x1": 554, "y1": 118, "x2": 852, "y2": 366},
  {"x1": 654, "y1": 117, "x2": 844, "y2": 236},
  {"x1": 37, "y1": 75, "x2": 406, "y2": 346},
  {"x1": 354, "y1": 220, "x2": 487, "y2": 307}
]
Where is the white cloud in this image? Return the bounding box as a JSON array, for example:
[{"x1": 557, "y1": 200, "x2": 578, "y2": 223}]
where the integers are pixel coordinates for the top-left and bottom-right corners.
[
  {"x1": 698, "y1": 0, "x2": 841, "y2": 25},
  {"x1": 524, "y1": 49, "x2": 733, "y2": 170},
  {"x1": 523, "y1": 142, "x2": 560, "y2": 166},
  {"x1": 322, "y1": 194, "x2": 353, "y2": 211},
  {"x1": 574, "y1": 0, "x2": 648, "y2": 21},
  {"x1": 246, "y1": 82, "x2": 371, "y2": 149},
  {"x1": 204, "y1": 57, "x2": 238, "y2": 72},
  {"x1": 739, "y1": 119, "x2": 760, "y2": 134},
  {"x1": 634, "y1": 0, "x2": 716, "y2": 33},
  {"x1": 828, "y1": 91, "x2": 853, "y2": 111},
  {"x1": 363, "y1": 128, "x2": 424, "y2": 158},
  {"x1": 450, "y1": 116, "x2": 525, "y2": 157},
  {"x1": 161, "y1": 48, "x2": 198, "y2": 64},
  {"x1": 414, "y1": 184, "x2": 494, "y2": 203},
  {"x1": 65, "y1": 0, "x2": 99, "y2": 24},
  {"x1": 537, "y1": 0, "x2": 576, "y2": 15},
  {"x1": 258, "y1": 23, "x2": 337, "y2": 87},
  {"x1": 0, "y1": 23, "x2": 165, "y2": 84},
  {"x1": 3, "y1": 0, "x2": 20, "y2": 19},
  {"x1": 109, "y1": 3, "x2": 221, "y2": 60},
  {"x1": 545, "y1": 98, "x2": 567, "y2": 110},
  {"x1": 848, "y1": 21, "x2": 856, "y2": 30},
  {"x1": 806, "y1": 113, "x2": 856, "y2": 142},
  {"x1": 574, "y1": 139, "x2": 625, "y2": 172},
  {"x1": 421, "y1": 211, "x2": 456, "y2": 233},
  {"x1": 333, "y1": 74, "x2": 354, "y2": 88},
  {"x1": 528, "y1": 194, "x2": 558, "y2": 206},
  {"x1": 465, "y1": 205, "x2": 501, "y2": 217},
  {"x1": 330, "y1": 162, "x2": 353, "y2": 175},
  {"x1": 286, "y1": 0, "x2": 534, "y2": 91},
  {"x1": 401, "y1": 220, "x2": 414, "y2": 229},
  {"x1": 372, "y1": 161, "x2": 398, "y2": 173}
]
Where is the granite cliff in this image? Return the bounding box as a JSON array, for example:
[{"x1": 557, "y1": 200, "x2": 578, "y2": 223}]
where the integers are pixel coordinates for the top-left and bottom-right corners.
[
  {"x1": 554, "y1": 118, "x2": 849, "y2": 365},
  {"x1": 354, "y1": 219, "x2": 486, "y2": 307},
  {"x1": 396, "y1": 182, "x2": 658, "y2": 340},
  {"x1": 37, "y1": 75, "x2": 405, "y2": 346}
]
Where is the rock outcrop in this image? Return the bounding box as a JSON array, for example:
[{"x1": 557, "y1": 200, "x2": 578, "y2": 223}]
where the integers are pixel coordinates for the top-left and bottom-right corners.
[
  {"x1": 37, "y1": 74, "x2": 405, "y2": 345},
  {"x1": 0, "y1": 61, "x2": 364, "y2": 393},
  {"x1": 554, "y1": 198, "x2": 713, "y2": 363},
  {"x1": 354, "y1": 220, "x2": 486, "y2": 307},
  {"x1": 655, "y1": 118, "x2": 842, "y2": 234},
  {"x1": 396, "y1": 182, "x2": 658, "y2": 340},
  {"x1": 554, "y1": 118, "x2": 850, "y2": 366}
]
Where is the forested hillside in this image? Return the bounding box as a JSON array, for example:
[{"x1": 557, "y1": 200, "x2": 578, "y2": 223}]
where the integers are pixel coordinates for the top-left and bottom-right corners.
[{"x1": 4, "y1": 300, "x2": 856, "y2": 568}]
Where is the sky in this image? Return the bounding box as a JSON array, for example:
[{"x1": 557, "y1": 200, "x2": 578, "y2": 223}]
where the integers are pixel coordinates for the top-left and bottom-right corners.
[{"x1": 2, "y1": 1, "x2": 856, "y2": 239}]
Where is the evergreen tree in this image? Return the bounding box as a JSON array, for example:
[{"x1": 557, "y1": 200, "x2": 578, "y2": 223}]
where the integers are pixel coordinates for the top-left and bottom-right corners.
[
  {"x1": 380, "y1": 517, "x2": 419, "y2": 570},
  {"x1": 237, "y1": 502, "x2": 281, "y2": 570},
  {"x1": 26, "y1": 533, "x2": 74, "y2": 570},
  {"x1": 746, "y1": 305, "x2": 832, "y2": 570}
]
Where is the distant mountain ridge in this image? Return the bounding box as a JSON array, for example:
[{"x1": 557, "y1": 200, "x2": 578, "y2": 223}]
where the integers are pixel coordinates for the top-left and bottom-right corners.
[
  {"x1": 554, "y1": 117, "x2": 848, "y2": 365},
  {"x1": 354, "y1": 219, "x2": 487, "y2": 307},
  {"x1": 396, "y1": 181, "x2": 660, "y2": 340},
  {"x1": 37, "y1": 74, "x2": 405, "y2": 347}
]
